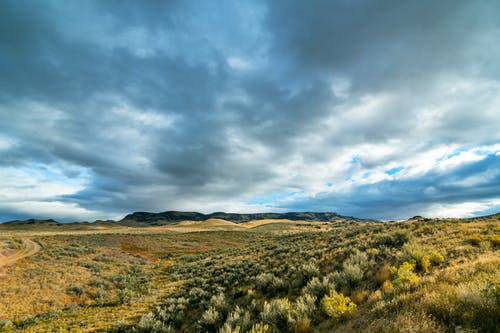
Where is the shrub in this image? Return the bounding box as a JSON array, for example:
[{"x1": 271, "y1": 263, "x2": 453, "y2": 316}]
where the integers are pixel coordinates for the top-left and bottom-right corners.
[
  {"x1": 210, "y1": 292, "x2": 227, "y2": 310},
  {"x1": 483, "y1": 278, "x2": 500, "y2": 305},
  {"x1": 421, "y1": 255, "x2": 431, "y2": 273},
  {"x1": 304, "y1": 274, "x2": 336, "y2": 300},
  {"x1": 0, "y1": 321, "x2": 14, "y2": 332},
  {"x1": 479, "y1": 240, "x2": 491, "y2": 250},
  {"x1": 351, "y1": 288, "x2": 369, "y2": 304},
  {"x1": 390, "y1": 260, "x2": 419, "y2": 286},
  {"x1": 343, "y1": 250, "x2": 370, "y2": 271},
  {"x1": 300, "y1": 261, "x2": 319, "y2": 281},
  {"x1": 221, "y1": 306, "x2": 244, "y2": 330},
  {"x1": 219, "y1": 323, "x2": 241, "y2": 333},
  {"x1": 294, "y1": 293, "x2": 317, "y2": 320},
  {"x1": 468, "y1": 234, "x2": 484, "y2": 246},
  {"x1": 92, "y1": 287, "x2": 115, "y2": 306},
  {"x1": 136, "y1": 312, "x2": 174, "y2": 333},
  {"x1": 200, "y1": 306, "x2": 221, "y2": 330},
  {"x1": 402, "y1": 243, "x2": 445, "y2": 273},
  {"x1": 365, "y1": 248, "x2": 380, "y2": 259},
  {"x1": 429, "y1": 250, "x2": 445, "y2": 265},
  {"x1": 375, "y1": 264, "x2": 391, "y2": 284},
  {"x1": 321, "y1": 290, "x2": 356, "y2": 321},
  {"x1": 488, "y1": 235, "x2": 500, "y2": 247},
  {"x1": 77, "y1": 261, "x2": 101, "y2": 272},
  {"x1": 255, "y1": 273, "x2": 285, "y2": 296},
  {"x1": 188, "y1": 287, "x2": 206, "y2": 301},
  {"x1": 381, "y1": 280, "x2": 394, "y2": 293},
  {"x1": 376, "y1": 231, "x2": 410, "y2": 247},
  {"x1": 13, "y1": 316, "x2": 37, "y2": 329},
  {"x1": 424, "y1": 280, "x2": 500, "y2": 332},
  {"x1": 340, "y1": 263, "x2": 364, "y2": 290},
  {"x1": 66, "y1": 285, "x2": 84, "y2": 296},
  {"x1": 118, "y1": 288, "x2": 133, "y2": 304},
  {"x1": 248, "y1": 323, "x2": 269, "y2": 333},
  {"x1": 261, "y1": 298, "x2": 293, "y2": 329},
  {"x1": 294, "y1": 318, "x2": 311, "y2": 333}
]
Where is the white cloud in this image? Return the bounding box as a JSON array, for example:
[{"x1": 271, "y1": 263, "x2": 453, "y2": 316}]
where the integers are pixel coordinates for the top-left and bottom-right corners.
[
  {"x1": 0, "y1": 200, "x2": 106, "y2": 221},
  {"x1": 437, "y1": 150, "x2": 486, "y2": 170},
  {"x1": 0, "y1": 163, "x2": 107, "y2": 221},
  {"x1": 421, "y1": 199, "x2": 500, "y2": 218},
  {"x1": 0, "y1": 165, "x2": 86, "y2": 202}
]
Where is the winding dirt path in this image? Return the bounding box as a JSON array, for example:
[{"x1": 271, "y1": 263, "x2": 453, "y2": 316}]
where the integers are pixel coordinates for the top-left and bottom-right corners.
[{"x1": 0, "y1": 239, "x2": 41, "y2": 271}]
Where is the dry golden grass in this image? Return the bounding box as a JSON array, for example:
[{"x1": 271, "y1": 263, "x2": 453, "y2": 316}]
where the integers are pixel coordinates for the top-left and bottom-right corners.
[
  {"x1": 241, "y1": 219, "x2": 327, "y2": 228},
  {"x1": 0, "y1": 240, "x2": 92, "y2": 320},
  {"x1": 176, "y1": 218, "x2": 241, "y2": 227}
]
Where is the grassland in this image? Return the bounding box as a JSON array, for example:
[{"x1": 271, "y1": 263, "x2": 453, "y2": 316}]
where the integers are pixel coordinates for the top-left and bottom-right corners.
[{"x1": 0, "y1": 214, "x2": 499, "y2": 332}]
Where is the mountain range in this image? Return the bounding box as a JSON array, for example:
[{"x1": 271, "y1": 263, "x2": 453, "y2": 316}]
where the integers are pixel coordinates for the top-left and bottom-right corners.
[{"x1": 0, "y1": 211, "x2": 375, "y2": 227}]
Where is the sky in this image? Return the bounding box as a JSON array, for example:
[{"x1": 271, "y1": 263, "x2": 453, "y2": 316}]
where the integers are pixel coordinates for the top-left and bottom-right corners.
[{"x1": 1, "y1": 0, "x2": 500, "y2": 222}]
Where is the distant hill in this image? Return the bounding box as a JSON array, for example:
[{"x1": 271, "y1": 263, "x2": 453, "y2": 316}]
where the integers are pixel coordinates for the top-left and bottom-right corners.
[
  {"x1": 1, "y1": 218, "x2": 60, "y2": 227},
  {"x1": 1, "y1": 211, "x2": 499, "y2": 229},
  {"x1": 120, "y1": 211, "x2": 376, "y2": 225},
  {"x1": 0, "y1": 211, "x2": 378, "y2": 229},
  {"x1": 0, "y1": 218, "x2": 121, "y2": 230}
]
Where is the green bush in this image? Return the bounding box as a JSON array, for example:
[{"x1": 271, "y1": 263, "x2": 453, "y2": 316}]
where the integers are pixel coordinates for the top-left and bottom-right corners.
[
  {"x1": 261, "y1": 298, "x2": 293, "y2": 329},
  {"x1": 376, "y1": 231, "x2": 410, "y2": 248},
  {"x1": 304, "y1": 275, "x2": 336, "y2": 300}
]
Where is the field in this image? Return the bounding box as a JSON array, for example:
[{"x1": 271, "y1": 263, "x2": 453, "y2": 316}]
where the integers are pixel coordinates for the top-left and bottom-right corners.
[{"x1": 0, "y1": 215, "x2": 499, "y2": 332}]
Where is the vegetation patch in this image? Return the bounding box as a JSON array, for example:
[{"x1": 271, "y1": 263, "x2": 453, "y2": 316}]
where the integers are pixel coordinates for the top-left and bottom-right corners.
[{"x1": 0, "y1": 215, "x2": 498, "y2": 332}]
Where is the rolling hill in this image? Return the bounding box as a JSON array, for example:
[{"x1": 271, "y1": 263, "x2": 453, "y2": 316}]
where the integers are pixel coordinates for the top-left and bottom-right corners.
[{"x1": 119, "y1": 211, "x2": 376, "y2": 225}]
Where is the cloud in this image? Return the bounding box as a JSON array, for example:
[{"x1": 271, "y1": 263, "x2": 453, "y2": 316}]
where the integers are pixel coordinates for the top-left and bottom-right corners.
[
  {"x1": 271, "y1": 150, "x2": 500, "y2": 220},
  {"x1": 0, "y1": 0, "x2": 499, "y2": 221}
]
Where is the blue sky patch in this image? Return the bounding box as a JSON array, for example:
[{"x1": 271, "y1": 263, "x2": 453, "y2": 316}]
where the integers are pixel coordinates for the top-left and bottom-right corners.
[
  {"x1": 385, "y1": 166, "x2": 404, "y2": 176},
  {"x1": 249, "y1": 191, "x2": 302, "y2": 205}
]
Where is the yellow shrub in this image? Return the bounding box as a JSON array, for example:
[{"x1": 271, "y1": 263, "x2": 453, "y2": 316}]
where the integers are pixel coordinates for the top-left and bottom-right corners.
[
  {"x1": 403, "y1": 243, "x2": 445, "y2": 272},
  {"x1": 429, "y1": 250, "x2": 445, "y2": 264},
  {"x1": 468, "y1": 234, "x2": 484, "y2": 246},
  {"x1": 321, "y1": 290, "x2": 356, "y2": 320},
  {"x1": 390, "y1": 260, "x2": 419, "y2": 285},
  {"x1": 421, "y1": 255, "x2": 431, "y2": 273}
]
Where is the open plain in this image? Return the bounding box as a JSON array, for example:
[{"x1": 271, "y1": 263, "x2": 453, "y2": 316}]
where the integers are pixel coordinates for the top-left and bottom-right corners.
[{"x1": 0, "y1": 214, "x2": 499, "y2": 332}]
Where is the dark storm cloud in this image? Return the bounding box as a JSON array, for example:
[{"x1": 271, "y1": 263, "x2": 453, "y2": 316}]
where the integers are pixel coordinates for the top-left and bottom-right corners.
[
  {"x1": 0, "y1": 0, "x2": 499, "y2": 221},
  {"x1": 265, "y1": 1, "x2": 500, "y2": 88}
]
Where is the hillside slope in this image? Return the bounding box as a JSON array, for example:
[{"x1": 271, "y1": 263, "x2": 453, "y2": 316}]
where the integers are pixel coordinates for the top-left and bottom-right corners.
[{"x1": 120, "y1": 211, "x2": 375, "y2": 224}]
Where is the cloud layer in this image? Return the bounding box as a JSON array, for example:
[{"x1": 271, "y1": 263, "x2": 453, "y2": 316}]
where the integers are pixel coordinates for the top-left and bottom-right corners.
[{"x1": 1, "y1": 0, "x2": 499, "y2": 221}]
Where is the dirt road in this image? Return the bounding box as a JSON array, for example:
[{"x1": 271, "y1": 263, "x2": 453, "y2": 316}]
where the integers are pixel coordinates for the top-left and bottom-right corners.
[{"x1": 0, "y1": 239, "x2": 41, "y2": 271}]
